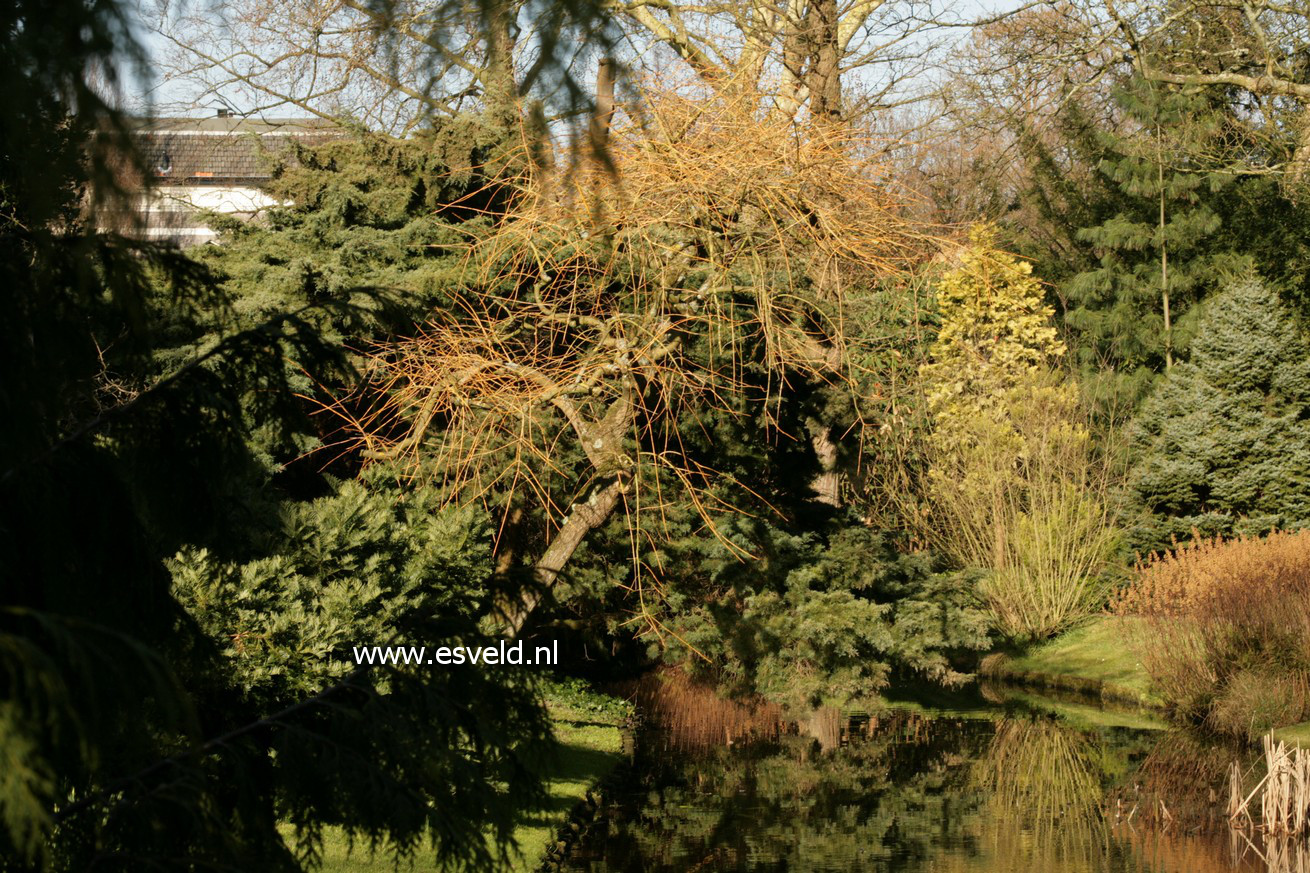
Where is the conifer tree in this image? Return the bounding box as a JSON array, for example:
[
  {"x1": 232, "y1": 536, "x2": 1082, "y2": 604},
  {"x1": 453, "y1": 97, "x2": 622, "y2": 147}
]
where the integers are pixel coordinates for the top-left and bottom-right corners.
[
  {"x1": 1127, "y1": 278, "x2": 1310, "y2": 552},
  {"x1": 0, "y1": 0, "x2": 558, "y2": 868},
  {"x1": 1062, "y1": 81, "x2": 1235, "y2": 395},
  {"x1": 920, "y1": 226, "x2": 1118, "y2": 640}
]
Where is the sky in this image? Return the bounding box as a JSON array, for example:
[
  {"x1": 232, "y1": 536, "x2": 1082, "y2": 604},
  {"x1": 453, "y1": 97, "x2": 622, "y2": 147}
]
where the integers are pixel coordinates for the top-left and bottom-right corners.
[{"x1": 124, "y1": 0, "x2": 1022, "y2": 120}]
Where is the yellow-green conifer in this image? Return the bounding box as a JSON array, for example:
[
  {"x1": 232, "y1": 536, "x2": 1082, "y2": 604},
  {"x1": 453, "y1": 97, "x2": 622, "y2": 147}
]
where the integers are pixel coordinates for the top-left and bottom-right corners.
[{"x1": 920, "y1": 225, "x2": 1116, "y2": 640}]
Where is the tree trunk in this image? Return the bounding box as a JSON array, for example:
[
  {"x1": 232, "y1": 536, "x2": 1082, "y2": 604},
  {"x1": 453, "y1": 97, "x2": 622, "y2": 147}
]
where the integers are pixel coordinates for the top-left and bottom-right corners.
[
  {"x1": 1289, "y1": 105, "x2": 1310, "y2": 196},
  {"x1": 808, "y1": 418, "x2": 841, "y2": 505},
  {"x1": 779, "y1": 0, "x2": 808, "y2": 122},
  {"x1": 806, "y1": 0, "x2": 842, "y2": 122},
  {"x1": 482, "y1": 1, "x2": 519, "y2": 127},
  {"x1": 1157, "y1": 125, "x2": 1173, "y2": 369},
  {"x1": 500, "y1": 475, "x2": 628, "y2": 636},
  {"x1": 589, "y1": 58, "x2": 615, "y2": 161},
  {"x1": 801, "y1": 706, "x2": 842, "y2": 752}
]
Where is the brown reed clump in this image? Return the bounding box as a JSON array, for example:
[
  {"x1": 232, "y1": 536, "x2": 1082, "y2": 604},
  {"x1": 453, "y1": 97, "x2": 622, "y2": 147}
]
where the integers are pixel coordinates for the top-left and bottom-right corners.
[
  {"x1": 1115, "y1": 530, "x2": 1310, "y2": 738},
  {"x1": 1229, "y1": 735, "x2": 1310, "y2": 838},
  {"x1": 615, "y1": 668, "x2": 786, "y2": 751}
]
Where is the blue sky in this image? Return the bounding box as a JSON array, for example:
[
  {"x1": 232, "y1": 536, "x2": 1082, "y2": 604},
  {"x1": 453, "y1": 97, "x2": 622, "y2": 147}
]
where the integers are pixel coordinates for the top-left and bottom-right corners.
[{"x1": 126, "y1": 0, "x2": 1019, "y2": 118}]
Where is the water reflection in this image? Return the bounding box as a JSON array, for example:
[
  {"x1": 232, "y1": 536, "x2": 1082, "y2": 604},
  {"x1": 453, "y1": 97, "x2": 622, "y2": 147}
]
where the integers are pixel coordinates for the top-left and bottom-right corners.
[
  {"x1": 971, "y1": 718, "x2": 1111, "y2": 871},
  {"x1": 565, "y1": 712, "x2": 993, "y2": 871},
  {"x1": 564, "y1": 692, "x2": 1290, "y2": 873}
]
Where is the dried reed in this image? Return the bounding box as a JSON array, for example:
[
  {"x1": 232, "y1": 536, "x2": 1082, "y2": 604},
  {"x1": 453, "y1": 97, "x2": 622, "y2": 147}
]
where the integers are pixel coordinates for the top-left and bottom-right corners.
[
  {"x1": 1229, "y1": 736, "x2": 1310, "y2": 837},
  {"x1": 1115, "y1": 530, "x2": 1310, "y2": 737},
  {"x1": 1115, "y1": 530, "x2": 1310, "y2": 618},
  {"x1": 616, "y1": 668, "x2": 786, "y2": 750}
]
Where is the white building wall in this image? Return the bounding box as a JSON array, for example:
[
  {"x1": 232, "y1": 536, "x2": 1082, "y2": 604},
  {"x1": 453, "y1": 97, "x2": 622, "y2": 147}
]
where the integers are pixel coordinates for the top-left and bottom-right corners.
[{"x1": 138, "y1": 185, "x2": 282, "y2": 246}]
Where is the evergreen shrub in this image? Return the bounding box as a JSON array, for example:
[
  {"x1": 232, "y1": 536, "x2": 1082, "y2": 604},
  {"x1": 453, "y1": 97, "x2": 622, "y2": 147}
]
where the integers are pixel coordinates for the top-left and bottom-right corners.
[
  {"x1": 1126, "y1": 278, "x2": 1310, "y2": 552},
  {"x1": 921, "y1": 226, "x2": 1119, "y2": 640}
]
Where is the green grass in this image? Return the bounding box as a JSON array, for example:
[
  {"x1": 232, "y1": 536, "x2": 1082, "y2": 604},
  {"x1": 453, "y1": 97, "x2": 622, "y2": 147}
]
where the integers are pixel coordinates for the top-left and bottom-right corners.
[
  {"x1": 984, "y1": 618, "x2": 1310, "y2": 743},
  {"x1": 505, "y1": 717, "x2": 624, "y2": 870},
  {"x1": 1272, "y1": 721, "x2": 1310, "y2": 747},
  {"x1": 293, "y1": 689, "x2": 628, "y2": 873},
  {"x1": 981, "y1": 616, "x2": 1162, "y2": 708},
  {"x1": 989, "y1": 686, "x2": 1170, "y2": 731},
  {"x1": 876, "y1": 665, "x2": 1168, "y2": 730}
]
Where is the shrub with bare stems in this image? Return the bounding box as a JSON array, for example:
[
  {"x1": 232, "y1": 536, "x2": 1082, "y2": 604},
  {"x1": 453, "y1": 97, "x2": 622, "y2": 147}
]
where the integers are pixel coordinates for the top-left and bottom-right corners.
[
  {"x1": 1116, "y1": 531, "x2": 1310, "y2": 738},
  {"x1": 337, "y1": 79, "x2": 932, "y2": 637}
]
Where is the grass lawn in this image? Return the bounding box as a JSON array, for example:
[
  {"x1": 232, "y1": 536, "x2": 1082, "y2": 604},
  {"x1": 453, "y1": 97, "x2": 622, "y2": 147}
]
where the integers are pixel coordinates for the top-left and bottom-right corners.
[
  {"x1": 982, "y1": 617, "x2": 1310, "y2": 745},
  {"x1": 292, "y1": 692, "x2": 628, "y2": 872},
  {"x1": 1272, "y1": 721, "x2": 1310, "y2": 747},
  {"x1": 981, "y1": 616, "x2": 1162, "y2": 708},
  {"x1": 989, "y1": 686, "x2": 1170, "y2": 731}
]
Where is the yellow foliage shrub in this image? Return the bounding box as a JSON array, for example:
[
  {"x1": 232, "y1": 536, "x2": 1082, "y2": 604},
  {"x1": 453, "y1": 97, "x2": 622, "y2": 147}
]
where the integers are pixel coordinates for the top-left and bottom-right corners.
[
  {"x1": 921, "y1": 223, "x2": 1066, "y2": 426},
  {"x1": 921, "y1": 225, "x2": 1118, "y2": 640}
]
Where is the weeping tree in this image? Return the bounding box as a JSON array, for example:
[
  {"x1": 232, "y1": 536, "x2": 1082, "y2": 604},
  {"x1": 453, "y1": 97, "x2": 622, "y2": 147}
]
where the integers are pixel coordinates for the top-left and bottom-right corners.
[{"x1": 349, "y1": 79, "x2": 928, "y2": 639}]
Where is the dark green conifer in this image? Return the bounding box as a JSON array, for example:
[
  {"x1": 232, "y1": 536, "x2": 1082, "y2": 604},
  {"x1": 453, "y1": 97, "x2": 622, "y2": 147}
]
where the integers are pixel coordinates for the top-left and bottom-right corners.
[
  {"x1": 1064, "y1": 81, "x2": 1236, "y2": 396},
  {"x1": 0, "y1": 1, "x2": 554, "y2": 868}
]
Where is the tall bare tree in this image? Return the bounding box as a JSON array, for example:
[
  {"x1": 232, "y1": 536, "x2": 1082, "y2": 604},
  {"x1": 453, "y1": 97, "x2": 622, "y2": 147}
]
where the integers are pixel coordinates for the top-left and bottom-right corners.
[
  {"x1": 1048, "y1": 0, "x2": 1310, "y2": 186},
  {"x1": 147, "y1": 0, "x2": 605, "y2": 131},
  {"x1": 610, "y1": 0, "x2": 967, "y2": 123}
]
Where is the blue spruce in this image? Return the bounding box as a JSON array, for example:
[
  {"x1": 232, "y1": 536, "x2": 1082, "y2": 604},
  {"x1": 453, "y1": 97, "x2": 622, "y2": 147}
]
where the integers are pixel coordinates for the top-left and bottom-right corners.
[{"x1": 1127, "y1": 279, "x2": 1310, "y2": 551}]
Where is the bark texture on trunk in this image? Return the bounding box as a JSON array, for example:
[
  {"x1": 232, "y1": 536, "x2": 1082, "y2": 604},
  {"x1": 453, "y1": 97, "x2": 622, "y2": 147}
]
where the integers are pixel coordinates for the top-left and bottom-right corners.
[
  {"x1": 500, "y1": 475, "x2": 628, "y2": 636},
  {"x1": 806, "y1": 0, "x2": 842, "y2": 121},
  {"x1": 808, "y1": 419, "x2": 841, "y2": 506},
  {"x1": 589, "y1": 58, "x2": 615, "y2": 160},
  {"x1": 1289, "y1": 106, "x2": 1310, "y2": 195}
]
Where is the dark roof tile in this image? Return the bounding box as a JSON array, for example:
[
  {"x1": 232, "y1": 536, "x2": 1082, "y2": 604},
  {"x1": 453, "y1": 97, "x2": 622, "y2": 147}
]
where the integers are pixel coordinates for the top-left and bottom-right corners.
[{"x1": 135, "y1": 117, "x2": 344, "y2": 182}]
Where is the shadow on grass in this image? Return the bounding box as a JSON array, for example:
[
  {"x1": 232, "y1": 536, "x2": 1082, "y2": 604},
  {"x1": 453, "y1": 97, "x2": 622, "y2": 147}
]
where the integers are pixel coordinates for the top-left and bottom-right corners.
[{"x1": 303, "y1": 720, "x2": 626, "y2": 872}]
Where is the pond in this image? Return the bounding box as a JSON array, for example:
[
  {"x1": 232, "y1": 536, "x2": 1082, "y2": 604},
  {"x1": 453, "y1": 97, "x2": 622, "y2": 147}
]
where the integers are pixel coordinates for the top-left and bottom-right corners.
[{"x1": 560, "y1": 682, "x2": 1298, "y2": 872}]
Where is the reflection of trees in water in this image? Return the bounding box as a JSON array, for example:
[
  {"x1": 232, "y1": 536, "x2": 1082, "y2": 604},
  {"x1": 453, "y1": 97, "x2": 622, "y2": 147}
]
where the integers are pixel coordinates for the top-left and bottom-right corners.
[
  {"x1": 1112, "y1": 729, "x2": 1241, "y2": 832},
  {"x1": 564, "y1": 711, "x2": 1271, "y2": 872},
  {"x1": 1117, "y1": 829, "x2": 1270, "y2": 873},
  {"x1": 968, "y1": 717, "x2": 1114, "y2": 872},
  {"x1": 565, "y1": 714, "x2": 993, "y2": 871},
  {"x1": 1106, "y1": 731, "x2": 1310, "y2": 873}
]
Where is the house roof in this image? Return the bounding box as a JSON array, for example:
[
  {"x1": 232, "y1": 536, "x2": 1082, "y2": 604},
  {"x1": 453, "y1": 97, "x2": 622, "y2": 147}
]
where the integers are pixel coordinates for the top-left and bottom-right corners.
[{"x1": 134, "y1": 116, "x2": 345, "y2": 184}]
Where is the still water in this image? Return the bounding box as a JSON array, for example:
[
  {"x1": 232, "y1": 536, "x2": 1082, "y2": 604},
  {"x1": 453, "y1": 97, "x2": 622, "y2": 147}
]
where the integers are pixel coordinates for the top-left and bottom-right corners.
[{"x1": 562, "y1": 685, "x2": 1298, "y2": 872}]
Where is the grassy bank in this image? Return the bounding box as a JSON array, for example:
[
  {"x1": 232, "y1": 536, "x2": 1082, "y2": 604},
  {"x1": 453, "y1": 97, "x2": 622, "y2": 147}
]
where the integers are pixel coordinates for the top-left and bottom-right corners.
[
  {"x1": 980, "y1": 617, "x2": 1162, "y2": 708},
  {"x1": 981, "y1": 617, "x2": 1310, "y2": 745},
  {"x1": 301, "y1": 681, "x2": 628, "y2": 872}
]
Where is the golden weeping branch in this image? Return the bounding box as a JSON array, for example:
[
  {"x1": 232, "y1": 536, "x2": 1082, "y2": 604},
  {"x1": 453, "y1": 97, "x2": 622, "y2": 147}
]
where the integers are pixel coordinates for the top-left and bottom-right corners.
[{"x1": 341, "y1": 78, "x2": 934, "y2": 636}]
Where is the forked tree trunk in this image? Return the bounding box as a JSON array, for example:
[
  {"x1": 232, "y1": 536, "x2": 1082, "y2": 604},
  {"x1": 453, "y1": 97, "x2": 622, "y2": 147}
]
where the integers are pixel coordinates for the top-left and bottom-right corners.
[{"x1": 498, "y1": 62, "x2": 633, "y2": 637}]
